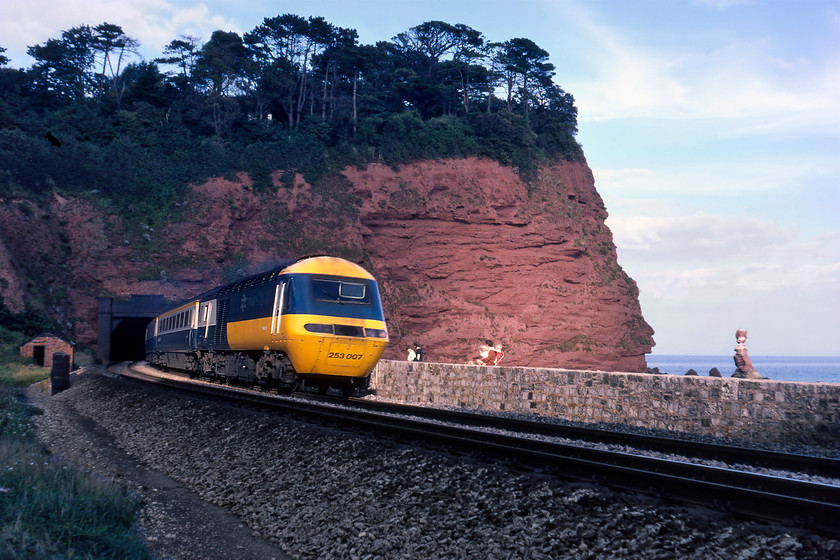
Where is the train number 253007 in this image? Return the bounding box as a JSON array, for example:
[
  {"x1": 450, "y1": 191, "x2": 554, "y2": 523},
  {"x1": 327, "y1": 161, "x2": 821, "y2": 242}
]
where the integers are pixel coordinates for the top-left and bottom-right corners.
[{"x1": 328, "y1": 352, "x2": 364, "y2": 360}]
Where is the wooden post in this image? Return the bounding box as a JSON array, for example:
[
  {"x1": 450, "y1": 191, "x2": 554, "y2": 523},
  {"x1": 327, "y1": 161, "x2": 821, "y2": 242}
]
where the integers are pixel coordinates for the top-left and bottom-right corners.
[{"x1": 50, "y1": 352, "x2": 70, "y2": 395}]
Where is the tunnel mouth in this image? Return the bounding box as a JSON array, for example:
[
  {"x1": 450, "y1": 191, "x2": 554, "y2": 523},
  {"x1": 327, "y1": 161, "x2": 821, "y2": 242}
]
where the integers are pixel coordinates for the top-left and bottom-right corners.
[{"x1": 109, "y1": 317, "x2": 152, "y2": 362}]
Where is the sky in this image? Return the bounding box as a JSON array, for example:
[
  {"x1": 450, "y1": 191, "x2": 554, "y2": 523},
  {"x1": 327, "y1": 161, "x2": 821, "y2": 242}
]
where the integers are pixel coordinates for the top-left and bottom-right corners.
[{"x1": 2, "y1": 0, "x2": 838, "y2": 357}]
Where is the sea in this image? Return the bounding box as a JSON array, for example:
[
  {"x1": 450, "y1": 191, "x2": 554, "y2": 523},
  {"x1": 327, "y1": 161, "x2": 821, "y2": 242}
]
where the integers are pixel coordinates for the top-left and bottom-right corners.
[{"x1": 645, "y1": 355, "x2": 840, "y2": 384}]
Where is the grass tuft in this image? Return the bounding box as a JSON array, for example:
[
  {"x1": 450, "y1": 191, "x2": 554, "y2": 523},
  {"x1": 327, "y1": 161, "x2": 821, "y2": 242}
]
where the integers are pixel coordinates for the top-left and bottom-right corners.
[{"x1": 0, "y1": 349, "x2": 153, "y2": 559}]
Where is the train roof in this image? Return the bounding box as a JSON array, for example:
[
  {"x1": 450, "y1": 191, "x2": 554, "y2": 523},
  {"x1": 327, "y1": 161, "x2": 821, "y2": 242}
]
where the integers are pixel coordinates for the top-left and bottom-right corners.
[
  {"x1": 283, "y1": 256, "x2": 375, "y2": 279},
  {"x1": 192, "y1": 256, "x2": 375, "y2": 302}
]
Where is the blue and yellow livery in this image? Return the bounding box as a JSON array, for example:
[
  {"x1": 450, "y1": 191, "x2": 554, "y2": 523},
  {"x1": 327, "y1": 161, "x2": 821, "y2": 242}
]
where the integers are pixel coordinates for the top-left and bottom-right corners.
[{"x1": 144, "y1": 256, "x2": 389, "y2": 396}]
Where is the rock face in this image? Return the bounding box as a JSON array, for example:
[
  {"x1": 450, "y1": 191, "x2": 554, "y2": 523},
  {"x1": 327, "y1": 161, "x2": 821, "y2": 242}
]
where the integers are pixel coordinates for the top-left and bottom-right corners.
[{"x1": 0, "y1": 157, "x2": 654, "y2": 372}]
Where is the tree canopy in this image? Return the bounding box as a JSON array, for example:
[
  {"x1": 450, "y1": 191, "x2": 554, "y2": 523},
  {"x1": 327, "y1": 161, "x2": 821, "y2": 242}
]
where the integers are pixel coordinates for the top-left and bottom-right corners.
[{"x1": 0, "y1": 15, "x2": 581, "y2": 224}]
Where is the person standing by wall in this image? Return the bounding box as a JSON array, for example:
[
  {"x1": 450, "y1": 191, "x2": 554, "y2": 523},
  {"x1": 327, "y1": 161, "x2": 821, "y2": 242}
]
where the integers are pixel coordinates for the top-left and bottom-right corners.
[
  {"x1": 407, "y1": 343, "x2": 423, "y2": 362},
  {"x1": 471, "y1": 340, "x2": 503, "y2": 366}
]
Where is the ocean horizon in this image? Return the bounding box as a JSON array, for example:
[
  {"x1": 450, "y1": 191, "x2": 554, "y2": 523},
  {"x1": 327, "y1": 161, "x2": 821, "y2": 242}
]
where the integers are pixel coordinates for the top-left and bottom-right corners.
[{"x1": 645, "y1": 354, "x2": 840, "y2": 384}]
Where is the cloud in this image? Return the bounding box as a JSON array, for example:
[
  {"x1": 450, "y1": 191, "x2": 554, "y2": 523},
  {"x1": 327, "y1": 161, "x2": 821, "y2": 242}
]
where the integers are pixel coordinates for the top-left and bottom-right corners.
[
  {"x1": 606, "y1": 207, "x2": 840, "y2": 354},
  {"x1": 559, "y1": 6, "x2": 690, "y2": 121},
  {"x1": 632, "y1": 259, "x2": 840, "y2": 354},
  {"x1": 607, "y1": 212, "x2": 839, "y2": 265},
  {"x1": 608, "y1": 214, "x2": 796, "y2": 262},
  {"x1": 635, "y1": 261, "x2": 840, "y2": 303},
  {"x1": 593, "y1": 154, "x2": 840, "y2": 199},
  {"x1": 0, "y1": 0, "x2": 239, "y2": 66},
  {"x1": 563, "y1": 1, "x2": 840, "y2": 137},
  {"x1": 128, "y1": 1, "x2": 240, "y2": 59}
]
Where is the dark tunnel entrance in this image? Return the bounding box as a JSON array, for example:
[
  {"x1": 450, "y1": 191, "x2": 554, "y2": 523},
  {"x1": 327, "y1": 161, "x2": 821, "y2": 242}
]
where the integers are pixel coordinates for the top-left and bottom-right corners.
[
  {"x1": 109, "y1": 317, "x2": 152, "y2": 362},
  {"x1": 98, "y1": 296, "x2": 174, "y2": 363}
]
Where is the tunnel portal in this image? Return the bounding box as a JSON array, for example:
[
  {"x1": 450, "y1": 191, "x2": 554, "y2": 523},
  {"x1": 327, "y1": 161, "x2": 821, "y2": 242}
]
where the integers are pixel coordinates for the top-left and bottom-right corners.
[{"x1": 98, "y1": 295, "x2": 176, "y2": 363}]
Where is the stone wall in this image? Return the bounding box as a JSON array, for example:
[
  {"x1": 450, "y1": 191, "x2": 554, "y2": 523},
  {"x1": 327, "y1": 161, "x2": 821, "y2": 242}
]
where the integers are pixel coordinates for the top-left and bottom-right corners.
[{"x1": 369, "y1": 360, "x2": 840, "y2": 448}]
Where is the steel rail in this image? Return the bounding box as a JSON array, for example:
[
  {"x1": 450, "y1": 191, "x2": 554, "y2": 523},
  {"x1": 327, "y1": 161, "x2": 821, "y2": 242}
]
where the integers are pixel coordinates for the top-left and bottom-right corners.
[
  {"x1": 325, "y1": 396, "x2": 840, "y2": 478},
  {"x1": 111, "y1": 363, "x2": 840, "y2": 536}
]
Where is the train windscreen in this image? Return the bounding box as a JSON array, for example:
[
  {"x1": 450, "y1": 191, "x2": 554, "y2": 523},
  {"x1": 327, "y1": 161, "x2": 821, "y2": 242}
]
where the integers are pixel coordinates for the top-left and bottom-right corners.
[
  {"x1": 295, "y1": 275, "x2": 384, "y2": 321},
  {"x1": 312, "y1": 279, "x2": 370, "y2": 304}
]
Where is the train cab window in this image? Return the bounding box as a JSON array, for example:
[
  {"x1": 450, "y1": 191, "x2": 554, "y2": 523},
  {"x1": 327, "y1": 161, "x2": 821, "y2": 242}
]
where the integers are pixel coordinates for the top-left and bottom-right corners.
[
  {"x1": 282, "y1": 279, "x2": 295, "y2": 311},
  {"x1": 312, "y1": 279, "x2": 369, "y2": 304},
  {"x1": 339, "y1": 282, "x2": 366, "y2": 299}
]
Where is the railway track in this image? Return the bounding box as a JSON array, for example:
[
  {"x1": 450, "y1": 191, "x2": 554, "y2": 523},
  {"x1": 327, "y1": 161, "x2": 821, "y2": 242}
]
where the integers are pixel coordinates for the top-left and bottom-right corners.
[
  {"x1": 315, "y1": 394, "x2": 840, "y2": 479},
  {"x1": 110, "y1": 362, "x2": 840, "y2": 536}
]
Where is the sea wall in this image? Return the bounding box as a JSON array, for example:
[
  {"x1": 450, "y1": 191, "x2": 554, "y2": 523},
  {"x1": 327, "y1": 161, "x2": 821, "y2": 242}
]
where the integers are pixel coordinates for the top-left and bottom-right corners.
[{"x1": 369, "y1": 360, "x2": 840, "y2": 448}]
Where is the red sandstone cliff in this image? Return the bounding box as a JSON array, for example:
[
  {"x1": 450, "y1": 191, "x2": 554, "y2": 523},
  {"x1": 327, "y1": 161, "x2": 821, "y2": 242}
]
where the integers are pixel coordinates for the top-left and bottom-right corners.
[{"x1": 0, "y1": 157, "x2": 654, "y2": 371}]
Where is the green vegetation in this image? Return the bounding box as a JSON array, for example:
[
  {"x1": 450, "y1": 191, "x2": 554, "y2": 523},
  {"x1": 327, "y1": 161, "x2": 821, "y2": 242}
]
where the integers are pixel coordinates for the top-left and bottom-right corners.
[
  {"x1": 547, "y1": 335, "x2": 603, "y2": 354},
  {"x1": 0, "y1": 17, "x2": 582, "y2": 227},
  {"x1": 0, "y1": 316, "x2": 152, "y2": 559},
  {"x1": 617, "y1": 315, "x2": 655, "y2": 350},
  {"x1": 0, "y1": 298, "x2": 60, "y2": 339}
]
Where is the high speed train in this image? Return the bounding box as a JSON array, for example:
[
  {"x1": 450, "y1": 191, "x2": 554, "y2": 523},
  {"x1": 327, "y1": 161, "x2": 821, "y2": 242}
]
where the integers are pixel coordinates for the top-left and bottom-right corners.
[{"x1": 144, "y1": 256, "x2": 389, "y2": 396}]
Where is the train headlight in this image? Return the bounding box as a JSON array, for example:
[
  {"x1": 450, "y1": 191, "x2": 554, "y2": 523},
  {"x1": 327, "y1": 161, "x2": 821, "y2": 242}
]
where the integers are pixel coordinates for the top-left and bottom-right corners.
[{"x1": 364, "y1": 328, "x2": 388, "y2": 339}]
